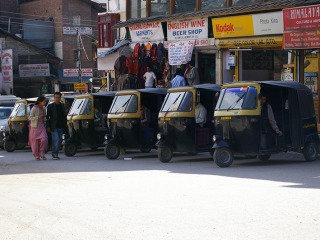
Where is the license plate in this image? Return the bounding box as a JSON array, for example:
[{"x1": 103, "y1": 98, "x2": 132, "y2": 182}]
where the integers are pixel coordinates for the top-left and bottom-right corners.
[
  {"x1": 160, "y1": 117, "x2": 171, "y2": 121},
  {"x1": 110, "y1": 119, "x2": 117, "y2": 123}
]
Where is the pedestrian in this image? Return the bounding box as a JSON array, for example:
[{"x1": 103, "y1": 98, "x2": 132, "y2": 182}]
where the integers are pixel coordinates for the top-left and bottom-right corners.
[
  {"x1": 29, "y1": 96, "x2": 48, "y2": 160},
  {"x1": 46, "y1": 92, "x2": 68, "y2": 160},
  {"x1": 143, "y1": 66, "x2": 157, "y2": 88},
  {"x1": 185, "y1": 61, "x2": 200, "y2": 86},
  {"x1": 171, "y1": 68, "x2": 186, "y2": 88}
]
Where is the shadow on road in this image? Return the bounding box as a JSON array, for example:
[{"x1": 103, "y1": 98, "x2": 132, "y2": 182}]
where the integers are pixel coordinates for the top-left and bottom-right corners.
[{"x1": 0, "y1": 149, "x2": 319, "y2": 189}]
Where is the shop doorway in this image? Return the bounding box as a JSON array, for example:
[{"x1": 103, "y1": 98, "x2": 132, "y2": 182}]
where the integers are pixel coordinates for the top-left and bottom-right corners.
[{"x1": 198, "y1": 53, "x2": 216, "y2": 84}]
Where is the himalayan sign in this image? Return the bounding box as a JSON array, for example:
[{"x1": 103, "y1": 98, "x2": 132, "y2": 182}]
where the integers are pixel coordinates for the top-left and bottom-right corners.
[
  {"x1": 283, "y1": 4, "x2": 320, "y2": 49},
  {"x1": 63, "y1": 68, "x2": 93, "y2": 77},
  {"x1": 212, "y1": 12, "x2": 283, "y2": 38},
  {"x1": 167, "y1": 18, "x2": 208, "y2": 41},
  {"x1": 129, "y1": 22, "x2": 164, "y2": 42},
  {"x1": 168, "y1": 40, "x2": 195, "y2": 66},
  {"x1": 1, "y1": 49, "x2": 13, "y2": 95},
  {"x1": 19, "y1": 64, "x2": 50, "y2": 77}
]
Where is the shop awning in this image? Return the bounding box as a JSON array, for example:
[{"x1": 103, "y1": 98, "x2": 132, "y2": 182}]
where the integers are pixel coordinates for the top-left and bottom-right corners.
[
  {"x1": 215, "y1": 35, "x2": 283, "y2": 49},
  {"x1": 112, "y1": 0, "x2": 319, "y2": 29},
  {"x1": 96, "y1": 40, "x2": 130, "y2": 58}
]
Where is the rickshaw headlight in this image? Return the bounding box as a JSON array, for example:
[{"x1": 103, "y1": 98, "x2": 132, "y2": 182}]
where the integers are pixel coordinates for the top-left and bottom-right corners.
[
  {"x1": 157, "y1": 133, "x2": 162, "y2": 140},
  {"x1": 104, "y1": 134, "x2": 110, "y2": 140},
  {"x1": 3, "y1": 131, "x2": 6, "y2": 137},
  {"x1": 212, "y1": 135, "x2": 221, "y2": 142},
  {"x1": 0, "y1": 125, "x2": 6, "y2": 132},
  {"x1": 62, "y1": 134, "x2": 66, "y2": 140}
]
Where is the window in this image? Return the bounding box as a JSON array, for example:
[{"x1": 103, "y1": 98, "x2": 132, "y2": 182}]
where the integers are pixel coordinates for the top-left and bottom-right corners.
[
  {"x1": 202, "y1": 0, "x2": 226, "y2": 8},
  {"x1": 109, "y1": 95, "x2": 138, "y2": 113},
  {"x1": 161, "y1": 91, "x2": 193, "y2": 112},
  {"x1": 232, "y1": 0, "x2": 264, "y2": 6},
  {"x1": 73, "y1": 16, "x2": 81, "y2": 26},
  {"x1": 216, "y1": 87, "x2": 257, "y2": 110}
]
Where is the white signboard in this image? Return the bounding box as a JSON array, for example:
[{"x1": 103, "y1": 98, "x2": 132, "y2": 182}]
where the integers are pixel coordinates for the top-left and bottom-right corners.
[
  {"x1": 129, "y1": 22, "x2": 164, "y2": 42},
  {"x1": 63, "y1": 68, "x2": 93, "y2": 77},
  {"x1": 1, "y1": 49, "x2": 13, "y2": 94},
  {"x1": 19, "y1": 64, "x2": 50, "y2": 77},
  {"x1": 167, "y1": 18, "x2": 208, "y2": 41},
  {"x1": 253, "y1": 12, "x2": 283, "y2": 35},
  {"x1": 168, "y1": 40, "x2": 195, "y2": 66},
  {"x1": 63, "y1": 27, "x2": 93, "y2": 35}
]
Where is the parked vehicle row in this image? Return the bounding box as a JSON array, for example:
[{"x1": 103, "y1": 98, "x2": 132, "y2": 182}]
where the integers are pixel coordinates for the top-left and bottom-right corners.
[{"x1": 2, "y1": 81, "x2": 319, "y2": 168}]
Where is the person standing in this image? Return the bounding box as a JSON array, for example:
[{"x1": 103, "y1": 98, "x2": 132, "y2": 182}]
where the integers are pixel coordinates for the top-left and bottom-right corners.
[
  {"x1": 171, "y1": 68, "x2": 186, "y2": 88},
  {"x1": 46, "y1": 92, "x2": 68, "y2": 160},
  {"x1": 29, "y1": 96, "x2": 48, "y2": 160},
  {"x1": 143, "y1": 66, "x2": 157, "y2": 88},
  {"x1": 185, "y1": 61, "x2": 200, "y2": 86}
]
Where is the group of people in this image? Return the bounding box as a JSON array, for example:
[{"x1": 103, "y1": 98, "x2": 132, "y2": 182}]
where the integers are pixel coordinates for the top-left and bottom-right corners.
[
  {"x1": 29, "y1": 92, "x2": 67, "y2": 161},
  {"x1": 143, "y1": 60, "x2": 200, "y2": 88}
]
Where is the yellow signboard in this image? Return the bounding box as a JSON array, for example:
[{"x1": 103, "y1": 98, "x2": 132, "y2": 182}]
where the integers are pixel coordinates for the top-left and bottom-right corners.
[
  {"x1": 212, "y1": 15, "x2": 254, "y2": 38},
  {"x1": 74, "y1": 83, "x2": 87, "y2": 91},
  {"x1": 215, "y1": 36, "x2": 283, "y2": 49}
]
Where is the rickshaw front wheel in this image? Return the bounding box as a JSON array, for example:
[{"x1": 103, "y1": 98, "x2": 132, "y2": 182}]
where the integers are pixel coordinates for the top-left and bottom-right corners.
[
  {"x1": 213, "y1": 148, "x2": 234, "y2": 168},
  {"x1": 158, "y1": 147, "x2": 173, "y2": 163},
  {"x1": 303, "y1": 141, "x2": 318, "y2": 162},
  {"x1": 63, "y1": 144, "x2": 77, "y2": 157},
  {"x1": 4, "y1": 140, "x2": 16, "y2": 152},
  {"x1": 105, "y1": 145, "x2": 120, "y2": 160}
]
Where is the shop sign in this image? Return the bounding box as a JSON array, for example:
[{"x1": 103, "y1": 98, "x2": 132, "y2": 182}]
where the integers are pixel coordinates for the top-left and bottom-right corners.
[
  {"x1": 1, "y1": 49, "x2": 13, "y2": 94},
  {"x1": 63, "y1": 68, "x2": 93, "y2": 77},
  {"x1": 19, "y1": 64, "x2": 50, "y2": 77},
  {"x1": 283, "y1": 4, "x2": 320, "y2": 31},
  {"x1": 74, "y1": 83, "x2": 87, "y2": 91},
  {"x1": 284, "y1": 30, "x2": 320, "y2": 49},
  {"x1": 63, "y1": 27, "x2": 93, "y2": 35},
  {"x1": 164, "y1": 38, "x2": 214, "y2": 48},
  {"x1": 129, "y1": 22, "x2": 164, "y2": 42},
  {"x1": 304, "y1": 72, "x2": 318, "y2": 93},
  {"x1": 167, "y1": 18, "x2": 208, "y2": 41},
  {"x1": 215, "y1": 36, "x2": 283, "y2": 49},
  {"x1": 212, "y1": 12, "x2": 283, "y2": 38},
  {"x1": 227, "y1": 55, "x2": 236, "y2": 67},
  {"x1": 168, "y1": 40, "x2": 195, "y2": 66}
]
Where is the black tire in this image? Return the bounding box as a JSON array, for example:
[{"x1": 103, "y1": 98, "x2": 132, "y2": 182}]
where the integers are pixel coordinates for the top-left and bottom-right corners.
[
  {"x1": 140, "y1": 147, "x2": 152, "y2": 153},
  {"x1": 105, "y1": 145, "x2": 120, "y2": 160},
  {"x1": 303, "y1": 141, "x2": 318, "y2": 162},
  {"x1": 258, "y1": 154, "x2": 271, "y2": 161},
  {"x1": 63, "y1": 144, "x2": 77, "y2": 157},
  {"x1": 158, "y1": 147, "x2": 173, "y2": 163},
  {"x1": 213, "y1": 147, "x2": 234, "y2": 168},
  {"x1": 4, "y1": 141, "x2": 16, "y2": 152}
]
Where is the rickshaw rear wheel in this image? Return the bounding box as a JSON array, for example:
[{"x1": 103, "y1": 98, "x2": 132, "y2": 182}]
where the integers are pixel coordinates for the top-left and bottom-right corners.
[
  {"x1": 140, "y1": 147, "x2": 152, "y2": 153},
  {"x1": 4, "y1": 140, "x2": 16, "y2": 152},
  {"x1": 63, "y1": 144, "x2": 77, "y2": 157},
  {"x1": 258, "y1": 154, "x2": 271, "y2": 161},
  {"x1": 303, "y1": 141, "x2": 318, "y2": 162},
  {"x1": 105, "y1": 145, "x2": 120, "y2": 160},
  {"x1": 158, "y1": 147, "x2": 173, "y2": 163},
  {"x1": 213, "y1": 148, "x2": 234, "y2": 168}
]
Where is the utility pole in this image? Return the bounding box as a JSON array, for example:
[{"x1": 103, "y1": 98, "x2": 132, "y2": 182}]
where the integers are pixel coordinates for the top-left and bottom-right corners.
[{"x1": 77, "y1": 29, "x2": 82, "y2": 83}]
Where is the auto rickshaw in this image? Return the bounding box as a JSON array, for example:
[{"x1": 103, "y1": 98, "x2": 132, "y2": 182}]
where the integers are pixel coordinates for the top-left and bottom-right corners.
[
  {"x1": 62, "y1": 92, "x2": 116, "y2": 156},
  {"x1": 212, "y1": 81, "x2": 319, "y2": 168},
  {"x1": 156, "y1": 84, "x2": 220, "y2": 162},
  {"x1": 104, "y1": 88, "x2": 167, "y2": 159},
  {"x1": 3, "y1": 99, "x2": 34, "y2": 152}
]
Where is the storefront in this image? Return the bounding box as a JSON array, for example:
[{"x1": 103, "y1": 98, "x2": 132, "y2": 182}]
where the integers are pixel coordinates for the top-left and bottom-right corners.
[
  {"x1": 212, "y1": 11, "x2": 288, "y2": 83},
  {"x1": 283, "y1": 4, "x2": 320, "y2": 124}
]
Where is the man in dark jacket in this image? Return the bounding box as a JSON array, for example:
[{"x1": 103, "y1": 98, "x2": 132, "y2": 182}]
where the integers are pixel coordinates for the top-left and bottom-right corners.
[{"x1": 46, "y1": 92, "x2": 67, "y2": 160}]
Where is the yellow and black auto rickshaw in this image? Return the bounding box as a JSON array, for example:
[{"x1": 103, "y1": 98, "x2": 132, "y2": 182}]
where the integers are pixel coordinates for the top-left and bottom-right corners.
[
  {"x1": 3, "y1": 99, "x2": 34, "y2": 152},
  {"x1": 104, "y1": 88, "x2": 167, "y2": 159},
  {"x1": 212, "y1": 81, "x2": 319, "y2": 168},
  {"x1": 62, "y1": 92, "x2": 116, "y2": 156},
  {"x1": 156, "y1": 84, "x2": 220, "y2": 162}
]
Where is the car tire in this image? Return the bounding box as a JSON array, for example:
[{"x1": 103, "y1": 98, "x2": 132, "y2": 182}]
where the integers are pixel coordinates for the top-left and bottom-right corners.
[
  {"x1": 213, "y1": 147, "x2": 234, "y2": 168},
  {"x1": 105, "y1": 145, "x2": 120, "y2": 160}
]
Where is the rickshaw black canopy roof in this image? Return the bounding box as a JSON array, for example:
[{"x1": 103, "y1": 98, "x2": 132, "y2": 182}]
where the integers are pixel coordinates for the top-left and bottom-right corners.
[
  {"x1": 93, "y1": 91, "x2": 117, "y2": 98},
  {"x1": 193, "y1": 84, "x2": 221, "y2": 92},
  {"x1": 138, "y1": 88, "x2": 168, "y2": 95}
]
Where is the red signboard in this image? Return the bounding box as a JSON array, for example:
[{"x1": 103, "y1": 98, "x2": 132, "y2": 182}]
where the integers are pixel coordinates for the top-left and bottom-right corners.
[
  {"x1": 283, "y1": 4, "x2": 320, "y2": 31},
  {"x1": 284, "y1": 30, "x2": 320, "y2": 49}
]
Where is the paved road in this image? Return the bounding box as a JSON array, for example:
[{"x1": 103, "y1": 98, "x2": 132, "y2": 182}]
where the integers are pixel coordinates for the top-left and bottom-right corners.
[{"x1": 0, "y1": 148, "x2": 320, "y2": 240}]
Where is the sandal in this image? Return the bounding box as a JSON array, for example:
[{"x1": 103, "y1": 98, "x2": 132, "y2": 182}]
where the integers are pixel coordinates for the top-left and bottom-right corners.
[{"x1": 41, "y1": 156, "x2": 47, "y2": 160}]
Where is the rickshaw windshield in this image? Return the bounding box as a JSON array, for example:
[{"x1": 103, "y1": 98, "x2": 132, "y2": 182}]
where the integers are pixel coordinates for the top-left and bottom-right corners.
[
  {"x1": 216, "y1": 87, "x2": 257, "y2": 110},
  {"x1": 161, "y1": 91, "x2": 193, "y2": 112},
  {"x1": 68, "y1": 98, "x2": 92, "y2": 116},
  {"x1": 10, "y1": 103, "x2": 26, "y2": 117},
  {"x1": 109, "y1": 95, "x2": 138, "y2": 113}
]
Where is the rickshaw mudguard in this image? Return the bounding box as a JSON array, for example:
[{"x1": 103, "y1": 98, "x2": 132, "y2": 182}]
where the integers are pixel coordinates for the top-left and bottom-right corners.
[
  {"x1": 104, "y1": 137, "x2": 117, "y2": 146},
  {"x1": 3, "y1": 135, "x2": 15, "y2": 143},
  {"x1": 213, "y1": 139, "x2": 231, "y2": 149},
  {"x1": 305, "y1": 133, "x2": 320, "y2": 145},
  {"x1": 155, "y1": 139, "x2": 170, "y2": 147}
]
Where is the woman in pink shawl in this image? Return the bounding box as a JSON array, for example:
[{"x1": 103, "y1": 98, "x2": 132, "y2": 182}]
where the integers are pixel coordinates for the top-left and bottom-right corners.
[{"x1": 29, "y1": 96, "x2": 48, "y2": 160}]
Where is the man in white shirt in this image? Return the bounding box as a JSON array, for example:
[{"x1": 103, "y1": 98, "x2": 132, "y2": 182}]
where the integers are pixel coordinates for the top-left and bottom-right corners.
[
  {"x1": 143, "y1": 67, "x2": 157, "y2": 88},
  {"x1": 195, "y1": 102, "x2": 207, "y2": 127}
]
